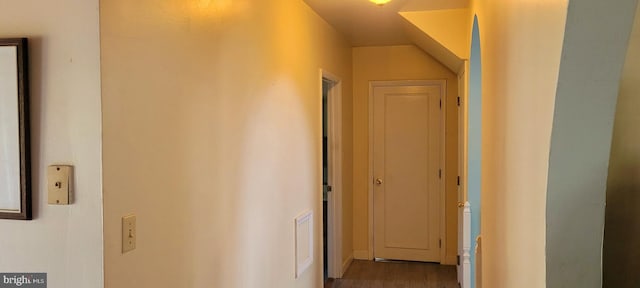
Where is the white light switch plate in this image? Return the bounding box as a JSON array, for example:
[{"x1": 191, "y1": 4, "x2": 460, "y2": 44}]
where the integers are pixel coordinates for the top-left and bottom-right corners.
[
  {"x1": 47, "y1": 165, "x2": 73, "y2": 205},
  {"x1": 122, "y1": 215, "x2": 136, "y2": 253}
]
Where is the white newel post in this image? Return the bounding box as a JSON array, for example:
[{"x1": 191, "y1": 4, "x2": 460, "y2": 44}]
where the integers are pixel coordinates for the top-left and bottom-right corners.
[{"x1": 462, "y1": 202, "x2": 471, "y2": 288}]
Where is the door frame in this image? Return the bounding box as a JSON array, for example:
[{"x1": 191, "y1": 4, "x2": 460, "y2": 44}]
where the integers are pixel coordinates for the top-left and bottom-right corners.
[
  {"x1": 320, "y1": 69, "x2": 346, "y2": 278},
  {"x1": 367, "y1": 80, "x2": 447, "y2": 262}
]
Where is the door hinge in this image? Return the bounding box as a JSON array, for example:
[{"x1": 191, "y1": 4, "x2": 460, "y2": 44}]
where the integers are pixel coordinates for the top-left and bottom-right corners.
[
  {"x1": 327, "y1": 185, "x2": 332, "y2": 192},
  {"x1": 457, "y1": 255, "x2": 460, "y2": 266},
  {"x1": 457, "y1": 176, "x2": 460, "y2": 186},
  {"x1": 457, "y1": 96, "x2": 461, "y2": 107},
  {"x1": 439, "y1": 239, "x2": 442, "y2": 248},
  {"x1": 438, "y1": 169, "x2": 442, "y2": 179},
  {"x1": 439, "y1": 99, "x2": 442, "y2": 109}
]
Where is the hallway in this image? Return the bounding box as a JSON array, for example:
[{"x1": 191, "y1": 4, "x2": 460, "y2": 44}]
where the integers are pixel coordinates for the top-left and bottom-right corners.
[
  {"x1": 325, "y1": 260, "x2": 457, "y2": 288},
  {"x1": 1, "y1": 0, "x2": 638, "y2": 287}
]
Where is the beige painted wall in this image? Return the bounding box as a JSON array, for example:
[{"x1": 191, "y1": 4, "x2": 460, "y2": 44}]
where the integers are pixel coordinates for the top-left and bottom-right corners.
[
  {"x1": 352, "y1": 45, "x2": 458, "y2": 264},
  {"x1": 100, "y1": 0, "x2": 352, "y2": 287},
  {"x1": 0, "y1": 1, "x2": 104, "y2": 288},
  {"x1": 472, "y1": 0, "x2": 568, "y2": 286},
  {"x1": 604, "y1": 3, "x2": 640, "y2": 287}
]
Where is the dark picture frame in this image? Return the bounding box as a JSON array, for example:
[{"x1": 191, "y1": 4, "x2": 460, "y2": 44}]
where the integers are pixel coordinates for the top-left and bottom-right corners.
[{"x1": 0, "y1": 38, "x2": 31, "y2": 220}]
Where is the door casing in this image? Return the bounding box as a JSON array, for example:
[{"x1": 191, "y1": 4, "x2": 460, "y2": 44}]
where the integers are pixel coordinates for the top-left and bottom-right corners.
[{"x1": 321, "y1": 69, "x2": 347, "y2": 278}]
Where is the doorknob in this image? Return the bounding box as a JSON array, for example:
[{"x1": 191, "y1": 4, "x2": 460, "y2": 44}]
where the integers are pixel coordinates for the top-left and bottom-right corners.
[
  {"x1": 375, "y1": 178, "x2": 383, "y2": 185},
  {"x1": 457, "y1": 202, "x2": 465, "y2": 208}
]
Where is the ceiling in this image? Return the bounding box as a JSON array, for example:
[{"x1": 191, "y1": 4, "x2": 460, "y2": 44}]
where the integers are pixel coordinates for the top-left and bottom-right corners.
[{"x1": 304, "y1": 0, "x2": 470, "y2": 47}]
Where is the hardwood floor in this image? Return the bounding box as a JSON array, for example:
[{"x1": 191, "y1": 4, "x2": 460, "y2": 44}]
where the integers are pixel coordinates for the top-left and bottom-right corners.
[{"x1": 325, "y1": 260, "x2": 458, "y2": 288}]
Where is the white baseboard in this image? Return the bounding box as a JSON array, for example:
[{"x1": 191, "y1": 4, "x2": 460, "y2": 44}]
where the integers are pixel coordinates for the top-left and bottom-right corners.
[
  {"x1": 443, "y1": 255, "x2": 457, "y2": 265},
  {"x1": 353, "y1": 250, "x2": 369, "y2": 260},
  {"x1": 341, "y1": 253, "x2": 354, "y2": 277},
  {"x1": 352, "y1": 249, "x2": 455, "y2": 264}
]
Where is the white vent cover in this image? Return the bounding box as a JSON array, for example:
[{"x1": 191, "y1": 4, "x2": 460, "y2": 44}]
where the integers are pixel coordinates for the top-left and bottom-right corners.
[{"x1": 295, "y1": 210, "x2": 313, "y2": 278}]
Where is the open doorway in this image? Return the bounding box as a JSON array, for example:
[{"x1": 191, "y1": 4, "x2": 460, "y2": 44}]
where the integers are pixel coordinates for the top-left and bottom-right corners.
[
  {"x1": 468, "y1": 15, "x2": 482, "y2": 288},
  {"x1": 323, "y1": 77, "x2": 331, "y2": 282},
  {"x1": 457, "y1": 14, "x2": 482, "y2": 288},
  {"x1": 321, "y1": 70, "x2": 344, "y2": 284}
]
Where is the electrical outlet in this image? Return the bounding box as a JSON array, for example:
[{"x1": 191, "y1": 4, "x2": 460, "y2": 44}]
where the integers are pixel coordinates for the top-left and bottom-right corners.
[{"x1": 122, "y1": 215, "x2": 136, "y2": 253}]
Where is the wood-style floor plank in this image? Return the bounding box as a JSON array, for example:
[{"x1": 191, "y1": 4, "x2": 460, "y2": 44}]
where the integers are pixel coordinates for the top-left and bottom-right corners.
[{"x1": 325, "y1": 260, "x2": 458, "y2": 288}]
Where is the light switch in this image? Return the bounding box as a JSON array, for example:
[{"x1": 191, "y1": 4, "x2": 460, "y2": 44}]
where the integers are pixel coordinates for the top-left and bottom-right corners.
[
  {"x1": 47, "y1": 165, "x2": 73, "y2": 205},
  {"x1": 122, "y1": 215, "x2": 136, "y2": 253}
]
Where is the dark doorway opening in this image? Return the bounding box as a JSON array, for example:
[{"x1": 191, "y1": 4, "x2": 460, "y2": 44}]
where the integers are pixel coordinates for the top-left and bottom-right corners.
[{"x1": 323, "y1": 78, "x2": 331, "y2": 283}]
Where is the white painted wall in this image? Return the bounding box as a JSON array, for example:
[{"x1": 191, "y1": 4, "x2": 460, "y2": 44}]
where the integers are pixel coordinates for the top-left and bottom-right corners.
[
  {"x1": 471, "y1": 0, "x2": 568, "y2": 287},
  {"x1": 100, "y1": 0, "x2": 352, "y2": 287},
  {"x1": 400, "y1": 9, "x2": 470, "y2": 59},
  {"x1": 0, "y1": 1, "x2": 104, "y2": 288},
  {"x1": 472, "y1": 0, "x2": 638, "y2": 286}
]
